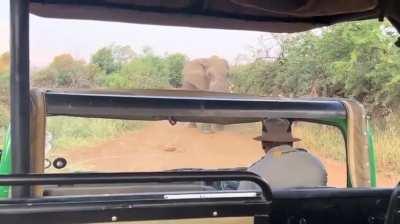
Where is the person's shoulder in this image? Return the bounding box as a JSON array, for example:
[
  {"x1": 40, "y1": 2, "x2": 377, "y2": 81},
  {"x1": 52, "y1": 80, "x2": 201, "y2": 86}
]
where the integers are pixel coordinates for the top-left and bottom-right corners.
[
  {"x1": 268, "y1": 145, "x2": 297, "y2": 153},
  {"x1": 291, "y1": 148, "x2": 325, "y2": 165}
]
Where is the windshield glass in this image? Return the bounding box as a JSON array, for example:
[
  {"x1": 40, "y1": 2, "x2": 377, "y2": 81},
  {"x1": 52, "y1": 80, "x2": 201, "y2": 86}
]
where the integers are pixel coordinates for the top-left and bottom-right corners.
[{"x1": 44, "y1": 117, "x2": 348, "y2": 189}]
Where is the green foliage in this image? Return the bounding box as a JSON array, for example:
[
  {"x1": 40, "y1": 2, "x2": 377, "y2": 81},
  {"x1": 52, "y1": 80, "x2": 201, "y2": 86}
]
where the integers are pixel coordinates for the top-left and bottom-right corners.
[
  {"x1": 47, "y1": 117, "x2": 142, "y2": 150},
  {"x1": 33, "y1": 54, "x2": 103, "y2": 88},
  {"x1": 32, "y1": 46, "x2": 185, "y2": 91},
  {"x1": 162, "y1": 53, "x2": 187, "y2": 87},
  {"x1": 91, "y1": 45, "x2": 135, "y2": 74},
  {"x1": 101, "y1": 48, "x2": 187, "y2": 89},
  {"x1": 230, "y1": 60, "x2": 275, "y2": 95},
  {"x1": 231, "y1": 20, "x2": 400, "y2": 114}
]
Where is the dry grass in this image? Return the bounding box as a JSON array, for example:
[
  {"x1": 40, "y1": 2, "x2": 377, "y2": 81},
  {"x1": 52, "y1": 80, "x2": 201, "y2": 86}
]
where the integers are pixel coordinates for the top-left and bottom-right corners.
[
  {"x1": 293, "y1": 122, "x2": 346, "y2": 162},
  {"x1": 293, "y1": 118, "x2": 400, "y2": 177},
  {"x1": 372, "y1": 114, "x2": 400, "y2": 174},
  {"x1": 47, "y1": 117, "x2": 143, "y2": 150}
]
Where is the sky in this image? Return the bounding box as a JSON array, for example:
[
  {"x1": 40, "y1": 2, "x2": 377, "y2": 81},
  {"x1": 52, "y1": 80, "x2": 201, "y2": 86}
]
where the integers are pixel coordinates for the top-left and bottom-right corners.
[{"x1": 0, "y1": 1, "x2": 273, "y2": 67}]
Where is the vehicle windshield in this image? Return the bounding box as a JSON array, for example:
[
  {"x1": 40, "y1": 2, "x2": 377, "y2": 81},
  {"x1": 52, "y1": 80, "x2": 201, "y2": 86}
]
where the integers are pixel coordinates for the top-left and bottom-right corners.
[
  {"x1": 43, "y1": 118, "x2": 346, "y2": 189},
  {"x1": 1, "y1": 1, "x2": 399, "y2": 193}
]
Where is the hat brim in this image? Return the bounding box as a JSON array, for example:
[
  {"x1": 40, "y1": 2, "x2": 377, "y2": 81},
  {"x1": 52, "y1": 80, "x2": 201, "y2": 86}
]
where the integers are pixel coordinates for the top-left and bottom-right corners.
[{"x1": 253, "y1": 136, "x2": 301, "y2": 142}]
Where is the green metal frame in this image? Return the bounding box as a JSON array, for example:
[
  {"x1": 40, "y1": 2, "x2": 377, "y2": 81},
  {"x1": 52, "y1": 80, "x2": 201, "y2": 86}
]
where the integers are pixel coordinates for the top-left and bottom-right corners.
[
  {"x1": 367, "y1": 121, "x2": 377, "y2": 187},
  {"x1": 309, "y1": 117, "x2": 377, "y2": 187},
  {"x1": 0, "y1": 126, "x2": 12, "y2": 197}
]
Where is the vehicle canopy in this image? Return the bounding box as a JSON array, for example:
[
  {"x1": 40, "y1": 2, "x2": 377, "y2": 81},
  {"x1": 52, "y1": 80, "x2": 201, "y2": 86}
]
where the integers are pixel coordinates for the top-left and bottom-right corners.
[{"x1": 29, "y1": 0, "x2": 400, "y2": 33}]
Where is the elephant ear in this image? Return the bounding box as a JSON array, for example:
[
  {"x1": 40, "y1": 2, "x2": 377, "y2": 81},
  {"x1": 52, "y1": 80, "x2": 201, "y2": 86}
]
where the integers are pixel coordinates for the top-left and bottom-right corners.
[
  {"x1": 209, "y1": 56, "x2": 229, "y2": 69},
  {"x1": 198, "y1": 58, "x2": 211, "y2": 69}
]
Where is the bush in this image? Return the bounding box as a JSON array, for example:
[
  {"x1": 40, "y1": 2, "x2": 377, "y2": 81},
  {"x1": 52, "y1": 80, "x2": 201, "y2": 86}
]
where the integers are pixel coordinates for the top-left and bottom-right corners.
[
  {"x1": 33, "y1": 54, "x2": 104, "y2": 88},
  {"x1": 101, "y1": 49, "x2": 186, "y2": 89},
  {"x1": 231, "y1": 20, "x2": 400, "y2": 114}
]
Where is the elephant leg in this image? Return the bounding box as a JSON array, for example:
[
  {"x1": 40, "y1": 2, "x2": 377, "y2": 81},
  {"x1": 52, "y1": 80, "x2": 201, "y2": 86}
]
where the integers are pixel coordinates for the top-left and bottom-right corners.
[
  {"x1": 209, "y1": 79, "x2": 228, "y2": 93},
  {"x1": 200, "y1": 123, "x2": 213, "y2": 134},
  {"x1": 212, "y1": 124, "x2": 224, "y2": 132},
  {"x1": 188, "y1": 122, "x2": 197, "y2": 128},
  {"x1": 182, "y1": 81, "x2": 198, "y2": 90},
  {"x1": 182, "y1": 81, "x2": 199, "y2": 128}
]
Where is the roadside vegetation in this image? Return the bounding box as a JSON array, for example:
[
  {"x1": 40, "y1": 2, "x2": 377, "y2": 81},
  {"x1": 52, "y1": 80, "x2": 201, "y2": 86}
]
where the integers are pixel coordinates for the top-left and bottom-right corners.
[
  {"x1": 47, "y1": 117, "x2": 143, "y2": 150},
  {"x1": 0, "y1": 20, "x2": 399, "y2": 177}
]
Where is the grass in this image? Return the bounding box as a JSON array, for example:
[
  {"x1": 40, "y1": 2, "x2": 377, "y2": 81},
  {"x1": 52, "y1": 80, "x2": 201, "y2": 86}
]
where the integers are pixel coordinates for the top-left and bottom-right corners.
[
  {"x1": 372, "y1": 114, "x2": 400, "y2": 174},
  {"x1": 226, "y1": 122, "x2": 347, "y2": 162},
  {"x1": 292, "y1": 117, "x2": 400, "y2": 178},
  {"x1": 47, "y1": 117, "x2": 143, "y2": 150},
  {"x1": 0, "y1": 127, "x2": 5, "y2": 149},
  {"x1": 293, "y1": 122, "x2": 346, "y2": 162}
]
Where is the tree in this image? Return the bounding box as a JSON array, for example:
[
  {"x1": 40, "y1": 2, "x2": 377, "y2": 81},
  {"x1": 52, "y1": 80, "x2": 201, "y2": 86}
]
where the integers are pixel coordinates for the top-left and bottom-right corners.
[
  {"x1": 230, "y1": 20, "x2": 400, "y2": 114},
  {"x1": 90, "y1": 47, "x2": 115, "y2": 74},
  {"x1": 162, "y1": 53, "x2": 187, "y2": 87},
  {"x1": 113, "y1": 45, "x2": 136, "y2": 64},
  {"x1": 90, "y1": 45, "x2": 135, "y2": 74},
  {"x1": 102, "y1": 48, "x2": 168, "y2": 89},
  {"x1": 102, "y1": 48, "x2": 187, "y2": 89},
  {"x1": 33, "y1": 54, "x2": 102, "y2": 88}
]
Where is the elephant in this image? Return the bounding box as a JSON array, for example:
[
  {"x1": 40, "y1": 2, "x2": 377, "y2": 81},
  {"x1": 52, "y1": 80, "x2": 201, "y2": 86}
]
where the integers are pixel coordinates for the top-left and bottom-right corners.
[
  {"x1": 182, "y1": 55, "x2": 229, "y2": 92},
  {"x1": 182, "y1": 55, "x2": 229, "y2": 133}
]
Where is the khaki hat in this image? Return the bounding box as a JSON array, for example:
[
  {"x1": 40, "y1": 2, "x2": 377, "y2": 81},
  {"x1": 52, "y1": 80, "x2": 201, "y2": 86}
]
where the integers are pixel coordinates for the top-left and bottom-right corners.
[{"x1": 254, "y1": 118, "x2": 300, "y2": 142}]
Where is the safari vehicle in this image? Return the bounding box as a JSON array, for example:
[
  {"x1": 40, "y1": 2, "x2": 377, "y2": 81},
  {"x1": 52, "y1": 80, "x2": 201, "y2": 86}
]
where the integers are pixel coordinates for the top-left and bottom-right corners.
[{"x1": 1, "y1": 0, "x2": 400, "y2": 224}]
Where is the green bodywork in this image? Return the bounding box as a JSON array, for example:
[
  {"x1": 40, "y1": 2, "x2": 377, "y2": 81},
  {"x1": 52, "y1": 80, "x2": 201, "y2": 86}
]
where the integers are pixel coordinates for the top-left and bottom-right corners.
[
  {"x1": 320, "y1": 117, "x2": 377, "y2": 187},
  {"x1": 0, "y1": 126, "x2": 11, "y2": 197},
  {"x1": 367, "y1": 121, "x2": 377, "y2": 187}
]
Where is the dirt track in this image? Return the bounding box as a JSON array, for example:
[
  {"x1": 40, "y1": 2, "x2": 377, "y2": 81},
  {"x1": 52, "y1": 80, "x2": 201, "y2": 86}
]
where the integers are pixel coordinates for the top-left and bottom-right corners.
[{"x1": 54, "y1": 122, "x2": 396, "y2": 188}]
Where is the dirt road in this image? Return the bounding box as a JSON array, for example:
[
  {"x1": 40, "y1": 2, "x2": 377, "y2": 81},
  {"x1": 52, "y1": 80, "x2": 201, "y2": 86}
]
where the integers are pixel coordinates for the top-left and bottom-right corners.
[{"x1": 54, "y1": 122, "x2": 396, "y2": 188}]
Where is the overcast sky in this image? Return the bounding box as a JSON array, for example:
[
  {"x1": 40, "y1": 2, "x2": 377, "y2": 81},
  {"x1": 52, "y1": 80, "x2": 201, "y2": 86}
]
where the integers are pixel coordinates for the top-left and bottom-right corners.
[{"x1": 0, "y1": 1, "x2": 276, "y2": 67}]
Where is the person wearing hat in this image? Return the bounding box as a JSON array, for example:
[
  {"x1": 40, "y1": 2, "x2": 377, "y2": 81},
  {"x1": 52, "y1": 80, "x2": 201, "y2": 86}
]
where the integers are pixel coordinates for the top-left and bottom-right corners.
[{"x1": 240, "y1": 118, "x2": 327, "y2": 190}]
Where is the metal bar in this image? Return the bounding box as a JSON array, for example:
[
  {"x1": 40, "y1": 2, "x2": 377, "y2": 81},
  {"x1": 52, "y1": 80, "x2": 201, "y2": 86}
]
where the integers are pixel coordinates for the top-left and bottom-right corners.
[
  {"x1": 44, "y1": 90, "x2": 347, "y2": 121},
  {"x1": 10, "y1": 0, "x2": 31, "y2": 198},
  {"x1": 0, "y1": 199, "x2": 269, "y2": 224},
  {"x1": 0, "y1": 171, "x2": 272, "y2": 200}
]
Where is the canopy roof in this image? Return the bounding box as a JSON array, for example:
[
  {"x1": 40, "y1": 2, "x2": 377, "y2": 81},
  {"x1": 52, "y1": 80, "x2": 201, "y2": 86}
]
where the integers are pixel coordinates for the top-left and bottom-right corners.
[
  {"x1": 40, "y1": 89, "x2": 347, "y2": 124},
  {"x1": 29, "y1": 0, "x2": 400, "y2": 33}
]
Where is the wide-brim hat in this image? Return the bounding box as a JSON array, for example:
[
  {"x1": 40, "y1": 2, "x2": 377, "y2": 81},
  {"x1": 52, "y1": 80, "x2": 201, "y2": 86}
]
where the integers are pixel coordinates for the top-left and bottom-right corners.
[{"x1": 253, "y1": 118, "x2": 300, "y2": 142}]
